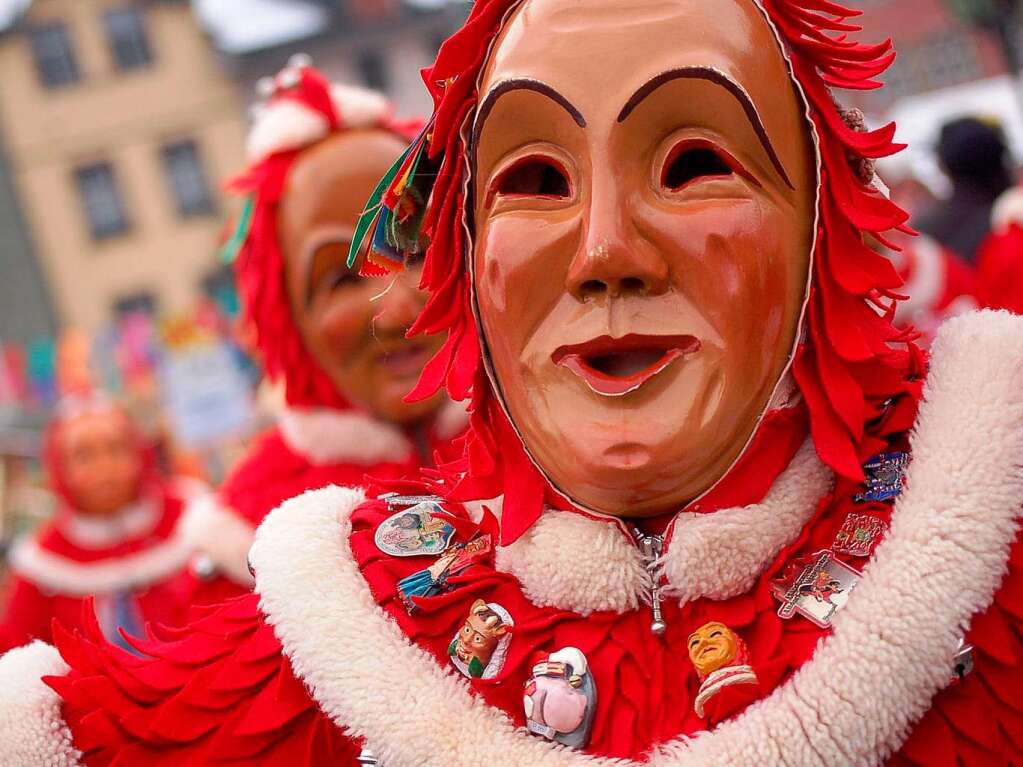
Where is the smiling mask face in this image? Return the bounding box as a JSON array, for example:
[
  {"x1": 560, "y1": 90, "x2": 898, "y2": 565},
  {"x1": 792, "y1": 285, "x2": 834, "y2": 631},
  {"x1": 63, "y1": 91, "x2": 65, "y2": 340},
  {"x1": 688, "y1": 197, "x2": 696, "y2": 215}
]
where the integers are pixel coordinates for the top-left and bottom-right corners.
[
  {"x1": 281, "y1": 129, "x2": 445, "y2": 423},
  {"x1": 471, "y1": 0, "x2": 817, "y2": 517}
]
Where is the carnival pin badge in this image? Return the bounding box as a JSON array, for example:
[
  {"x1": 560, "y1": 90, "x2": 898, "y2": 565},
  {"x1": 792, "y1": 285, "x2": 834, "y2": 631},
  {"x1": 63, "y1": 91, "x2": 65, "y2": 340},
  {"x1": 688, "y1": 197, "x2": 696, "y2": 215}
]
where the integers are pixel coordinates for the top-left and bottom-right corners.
[
  {"x1": 687, "y1": 622, "x2": 759, "y2": 721},
  {"x1": 448, "y1": 599, "x2": 513, "y2": 679},
  {"x1": 374, "y1": 501, "x2": 455, "y2": 558},
  {"x1": 854, "y1": 451, "x2": 909, "y2": 503},
  {"x1": 397, "y1": 534, "x2": 494, "y2": 610},
  {"x1": 771, "y1": 550, "x2": 861, "y2": 628},
  {"x1": 832, "y1": 512, "x2": 885, "y2": 558},
  {"x1": 524, "y1": 647, "x2": 597, "y2": 749}
]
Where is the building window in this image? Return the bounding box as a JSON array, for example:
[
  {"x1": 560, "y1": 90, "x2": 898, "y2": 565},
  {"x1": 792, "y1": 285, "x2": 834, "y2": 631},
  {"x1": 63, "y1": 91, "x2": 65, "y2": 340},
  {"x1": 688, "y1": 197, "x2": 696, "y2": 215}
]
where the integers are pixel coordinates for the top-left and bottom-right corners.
[
  {"x1": 358, "y1": 49, "x2": 389, "y2": 91},
  {"x1": 28, "y1": 23, "x2": 79, "y2": 89},
  {"x1": 103, "y1": 7, "x2": 153, "y2": 71},
  {"x1": 74, "y1": 162, "x2": 129, "y2": 240},
  {"x1": 161, "y1": 140, "x2": 214, "y2": 217}
]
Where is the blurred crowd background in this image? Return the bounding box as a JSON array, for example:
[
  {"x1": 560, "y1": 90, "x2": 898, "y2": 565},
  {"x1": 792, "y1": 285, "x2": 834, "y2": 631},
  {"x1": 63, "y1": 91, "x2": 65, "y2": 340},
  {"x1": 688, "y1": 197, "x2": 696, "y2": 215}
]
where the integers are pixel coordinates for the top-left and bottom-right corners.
[{"x1": 0, "y1": 0, "x2": 1018, "y2": 544}]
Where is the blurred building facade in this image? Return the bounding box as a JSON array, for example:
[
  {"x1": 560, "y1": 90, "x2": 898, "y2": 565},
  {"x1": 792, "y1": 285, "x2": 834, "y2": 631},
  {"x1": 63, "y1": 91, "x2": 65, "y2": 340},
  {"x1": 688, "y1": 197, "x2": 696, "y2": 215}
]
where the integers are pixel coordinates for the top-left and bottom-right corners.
[
  {"x1": 0, "y1": 0, "x2": 247, "y2": 335},
  {"x1": 847, "y1": 0, "x2": 1014, "y2": 114},
  {"x1": 194, "y1": 0, "x2": 469, "y2": 118}
]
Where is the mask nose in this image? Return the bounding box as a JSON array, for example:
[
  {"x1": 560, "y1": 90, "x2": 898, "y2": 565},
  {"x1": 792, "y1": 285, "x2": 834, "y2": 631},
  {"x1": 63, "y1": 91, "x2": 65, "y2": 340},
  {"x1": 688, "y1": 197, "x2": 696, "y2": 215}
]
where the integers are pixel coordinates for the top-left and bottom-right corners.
[{"x1": 566, "y1": 178, "x2": 669, "y2": 301}]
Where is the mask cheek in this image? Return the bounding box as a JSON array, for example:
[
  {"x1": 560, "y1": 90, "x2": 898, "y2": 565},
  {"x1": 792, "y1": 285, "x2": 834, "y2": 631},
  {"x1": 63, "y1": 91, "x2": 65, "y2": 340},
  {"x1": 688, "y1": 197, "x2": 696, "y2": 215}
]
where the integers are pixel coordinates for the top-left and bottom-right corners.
[{"x1": 475, "y1": 214, "x2": 581, "y2": 366}]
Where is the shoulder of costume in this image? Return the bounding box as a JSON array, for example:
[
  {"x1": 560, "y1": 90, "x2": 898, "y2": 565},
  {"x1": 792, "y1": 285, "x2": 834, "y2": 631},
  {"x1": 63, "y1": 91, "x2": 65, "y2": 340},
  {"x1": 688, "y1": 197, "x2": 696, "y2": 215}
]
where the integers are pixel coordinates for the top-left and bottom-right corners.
[
  {"x1": 0, "y1": 641, "x2": 80, "y2": 765},
  {"x1": 178, "y1": 490, "x2": 256, "y2": 587},
  {"x1": 45, "y1": 593, "x2": 361, "y2": 764}
]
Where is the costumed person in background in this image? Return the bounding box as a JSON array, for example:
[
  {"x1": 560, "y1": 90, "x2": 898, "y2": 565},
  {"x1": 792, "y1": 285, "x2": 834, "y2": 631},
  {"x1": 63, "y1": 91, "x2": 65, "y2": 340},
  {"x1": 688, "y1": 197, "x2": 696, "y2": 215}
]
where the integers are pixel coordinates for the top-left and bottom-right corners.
[
  {"x1": 916, "y1": 116, "x2": 1014, "y2": 264},
  {"x1": 880, "y1": 229, "x2": 976, "y2": 345},
  {"x1": 5, "y1": 2, "x2": 1023, "y2": 766},
  {"x1": 0, "y1": 395, "x2": 197, "y2": 654},
  {"x1": 175, "y1": 58, "x2": 466, "y2": 606},
  {"x1": 975, "y1": 184, "x2": 1023, "y2": 315}
]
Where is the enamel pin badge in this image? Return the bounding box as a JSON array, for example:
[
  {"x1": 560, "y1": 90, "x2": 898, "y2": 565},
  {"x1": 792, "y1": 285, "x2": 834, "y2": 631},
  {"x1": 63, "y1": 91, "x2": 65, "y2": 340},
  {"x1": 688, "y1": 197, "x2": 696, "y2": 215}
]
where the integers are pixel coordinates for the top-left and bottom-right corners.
[
  {"x1": 832, "y1": 512, "x2": 885, "y2": 558},
  {"x1": 448, "y1": 599, "x2": 513, "y2": 679},
  {"x1": 397, "y1": 534, "x2": 494, "y2": 610},
  {"x1": 374, "y1": 501, "x2": 455, "y2": 558},
  {"x1": 855, "y1": 452, "x2": 909, "y2": 503},
  {"x1": 524, "y1": 647, "x2": 597, "y2": 749},
  {"x1": 772, "y1": 550, "x2": 862, "y2": 628}
]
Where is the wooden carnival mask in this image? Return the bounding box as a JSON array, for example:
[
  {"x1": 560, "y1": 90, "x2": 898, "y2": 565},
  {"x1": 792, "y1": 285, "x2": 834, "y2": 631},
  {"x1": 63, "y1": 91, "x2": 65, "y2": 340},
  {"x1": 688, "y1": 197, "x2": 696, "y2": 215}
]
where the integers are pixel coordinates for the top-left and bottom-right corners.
[
  {"x1": 470, "y1": 0, "x2": 817, "y2": 517},
  {"x1": 281, "y1": 129, "x2": 445, "y2": 423}
]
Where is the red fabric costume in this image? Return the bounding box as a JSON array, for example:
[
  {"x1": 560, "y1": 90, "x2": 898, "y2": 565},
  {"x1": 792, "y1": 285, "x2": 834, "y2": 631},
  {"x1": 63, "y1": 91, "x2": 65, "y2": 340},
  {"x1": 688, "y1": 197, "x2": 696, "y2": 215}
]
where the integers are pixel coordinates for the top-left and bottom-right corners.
[
  {"x1": 2, "y1": 2, "x2": 1022, "y2": 766},
  {"x1": 175, "y1": 66, "x2": 467, "y2": 606},
  {"x1": 0, "y1": 402, "x2": 196, "y2": 654},
  {"x1": 975, "y1": 187, "x2": 1023, "y2": 315}
]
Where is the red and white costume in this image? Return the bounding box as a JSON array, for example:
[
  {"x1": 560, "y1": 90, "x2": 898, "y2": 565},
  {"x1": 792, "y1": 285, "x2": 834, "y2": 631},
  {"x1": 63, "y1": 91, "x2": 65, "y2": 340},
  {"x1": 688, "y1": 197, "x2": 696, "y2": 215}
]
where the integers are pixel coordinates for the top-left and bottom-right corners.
[
  {"x1": 889, "y1": 233, "x2": 976, "y2": 345},
  {"x1": 175, "y1": 70, "x2": 467, "y2": 606},
  {"x1": 975, "y1": 187, "x2": 1023, "y2": 315},
  {"x1": 0, "y1": 409, "x2": 197, "y2": 655},
  {"x1": 2, "y1": 2, "x2": 1022, "y2": 766}
]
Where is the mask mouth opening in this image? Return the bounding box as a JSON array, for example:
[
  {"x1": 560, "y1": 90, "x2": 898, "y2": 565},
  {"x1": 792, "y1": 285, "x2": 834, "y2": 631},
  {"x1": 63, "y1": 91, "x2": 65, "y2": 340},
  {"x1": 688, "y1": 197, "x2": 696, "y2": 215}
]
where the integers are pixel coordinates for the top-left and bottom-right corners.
[{"x1": 552, "y1": 334, "x2": 702, "y2": 397}]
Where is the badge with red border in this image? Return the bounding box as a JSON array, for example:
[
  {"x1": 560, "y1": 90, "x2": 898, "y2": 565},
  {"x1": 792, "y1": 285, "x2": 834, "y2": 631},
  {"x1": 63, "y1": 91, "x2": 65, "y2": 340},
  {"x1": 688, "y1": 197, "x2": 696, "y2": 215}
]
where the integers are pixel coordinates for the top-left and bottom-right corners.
[{"x1": 771, "y1": 550, "x2": 862, "y2": 628}]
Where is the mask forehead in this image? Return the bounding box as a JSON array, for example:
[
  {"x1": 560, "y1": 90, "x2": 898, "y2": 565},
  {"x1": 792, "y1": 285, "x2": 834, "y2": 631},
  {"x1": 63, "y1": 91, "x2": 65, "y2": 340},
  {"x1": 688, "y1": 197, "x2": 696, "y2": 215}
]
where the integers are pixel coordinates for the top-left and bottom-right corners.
[{"x1": 477, "y1": 0, "x2": 812, "y2": 182}]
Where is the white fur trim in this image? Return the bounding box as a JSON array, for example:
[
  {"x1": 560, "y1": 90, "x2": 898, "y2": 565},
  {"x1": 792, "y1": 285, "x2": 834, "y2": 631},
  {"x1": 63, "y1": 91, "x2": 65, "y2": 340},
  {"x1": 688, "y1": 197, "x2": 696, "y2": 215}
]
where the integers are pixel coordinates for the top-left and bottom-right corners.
[
  {"x1": 56, "y1": 498, "x2": 161, "y2": 550},
  {"x1": 279, "y1": 407, "x2": 412, "y2": 466},
  {"x1": 0, "y1": 642, "x2": 80, "y2": 766},
  {"x1": 246, "y1": 100, "x2": 330, "y2": 164},
  {"x1": 252, "y1": 309, "x2": 1023, "y2": 766},
  {"x1": 992, "y1": 186, "x2": 1023, "y2": 233},
  {"x1": 329, "y1": 84, "x2": 391, "y2": 130},
  {"x1": 494, "y1": 440, "x2": 829, "y2": 615},
  {"x1": 179, "y1": 494, "x2": 255, "y2": 588},
  {"x1": 9, "y1": 533, "x2": 193, "y2": 597}
]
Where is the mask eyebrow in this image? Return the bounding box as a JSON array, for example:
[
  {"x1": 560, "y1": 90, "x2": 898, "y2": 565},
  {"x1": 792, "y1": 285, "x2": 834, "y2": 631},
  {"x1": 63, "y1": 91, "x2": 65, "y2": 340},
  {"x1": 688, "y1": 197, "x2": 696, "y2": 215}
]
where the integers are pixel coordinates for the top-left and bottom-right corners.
[
  {"x1": 472, "y1": 78, "x2": 586, "y2": 152},
  {"x1": 302, "y1": 227, "x2": 355, "y2": 307},
  {"x1": 617, "y1": 66, "x2": 794, "y2": 190}
]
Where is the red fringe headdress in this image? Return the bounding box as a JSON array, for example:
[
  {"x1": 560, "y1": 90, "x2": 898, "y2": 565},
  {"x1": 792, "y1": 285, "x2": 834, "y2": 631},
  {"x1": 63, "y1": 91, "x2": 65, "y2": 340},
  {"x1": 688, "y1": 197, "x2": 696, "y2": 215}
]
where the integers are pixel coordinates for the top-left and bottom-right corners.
[
  {"x1": 227, "y1": 60, "x2": 420, "y2": 409},
  {"x1": 359, "y1": 0, "x2": 923, "y2": 543}
]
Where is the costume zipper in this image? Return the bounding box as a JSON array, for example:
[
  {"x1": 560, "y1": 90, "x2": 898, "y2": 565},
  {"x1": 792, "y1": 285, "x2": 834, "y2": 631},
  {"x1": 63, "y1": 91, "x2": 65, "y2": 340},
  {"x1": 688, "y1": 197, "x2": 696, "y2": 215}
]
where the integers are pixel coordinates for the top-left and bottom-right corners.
[{"x1": 635, "y1": 530, "x2": 667, "y2": 636}]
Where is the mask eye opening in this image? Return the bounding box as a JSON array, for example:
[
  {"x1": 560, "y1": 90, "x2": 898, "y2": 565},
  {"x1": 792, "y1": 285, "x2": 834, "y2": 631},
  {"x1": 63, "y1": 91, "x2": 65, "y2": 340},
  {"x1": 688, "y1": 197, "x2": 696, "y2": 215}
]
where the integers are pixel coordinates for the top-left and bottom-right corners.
[
  {"x1": 662, "y1": 141, "x2": 734, "y2": 191},
  {"x1": 492, "y1": 156, "x2": 571, "y2": 200}
]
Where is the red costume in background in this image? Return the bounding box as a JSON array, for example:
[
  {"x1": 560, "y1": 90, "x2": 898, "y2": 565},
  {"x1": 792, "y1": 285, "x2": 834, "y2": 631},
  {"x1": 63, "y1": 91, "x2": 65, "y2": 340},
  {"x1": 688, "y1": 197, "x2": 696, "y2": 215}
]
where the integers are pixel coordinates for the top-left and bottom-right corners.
[
  {"x1": 975, "y1": 187, "x2": 1023, "y2": 315},
  {"x1": 890, "y1": 233, "x2": 976, "y2": 344},
  {"x1": 0, "y1": 403, "x2": 195, "y2": 653},
  {"x1": 176, "y1": 68, "x2": 466, "y2": 606},
  {"x1": 2, "y1": 2, "x2": 1022, "y2": 766}
]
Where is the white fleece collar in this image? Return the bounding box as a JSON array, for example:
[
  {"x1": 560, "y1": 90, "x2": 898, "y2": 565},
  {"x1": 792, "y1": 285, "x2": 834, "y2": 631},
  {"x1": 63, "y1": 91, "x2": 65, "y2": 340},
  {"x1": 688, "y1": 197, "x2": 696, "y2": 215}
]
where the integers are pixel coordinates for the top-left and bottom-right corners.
[
  {"x1": 494, "y1": 439, "x2": 831, "y2": 615},
  {"x1": 251, "y1": 309, "x2": 1023, "y2": 767},
  {"x1": 278, "y1": 400, "x2": 468, "y2": 466},
  {"x1": 8, "y1": 532, "x2": 192, "y2": 597},
  {"x1": 279, "y1": 408, "x2": 412, "y2": 466}
]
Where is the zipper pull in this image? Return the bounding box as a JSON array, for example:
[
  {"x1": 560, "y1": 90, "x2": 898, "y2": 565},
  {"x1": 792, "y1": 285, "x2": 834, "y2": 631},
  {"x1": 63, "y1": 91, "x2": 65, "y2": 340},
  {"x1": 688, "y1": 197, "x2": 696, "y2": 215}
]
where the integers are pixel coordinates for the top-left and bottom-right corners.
[{"x1": 636, "y1": 532, "x2": 667, "y2": 637}]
